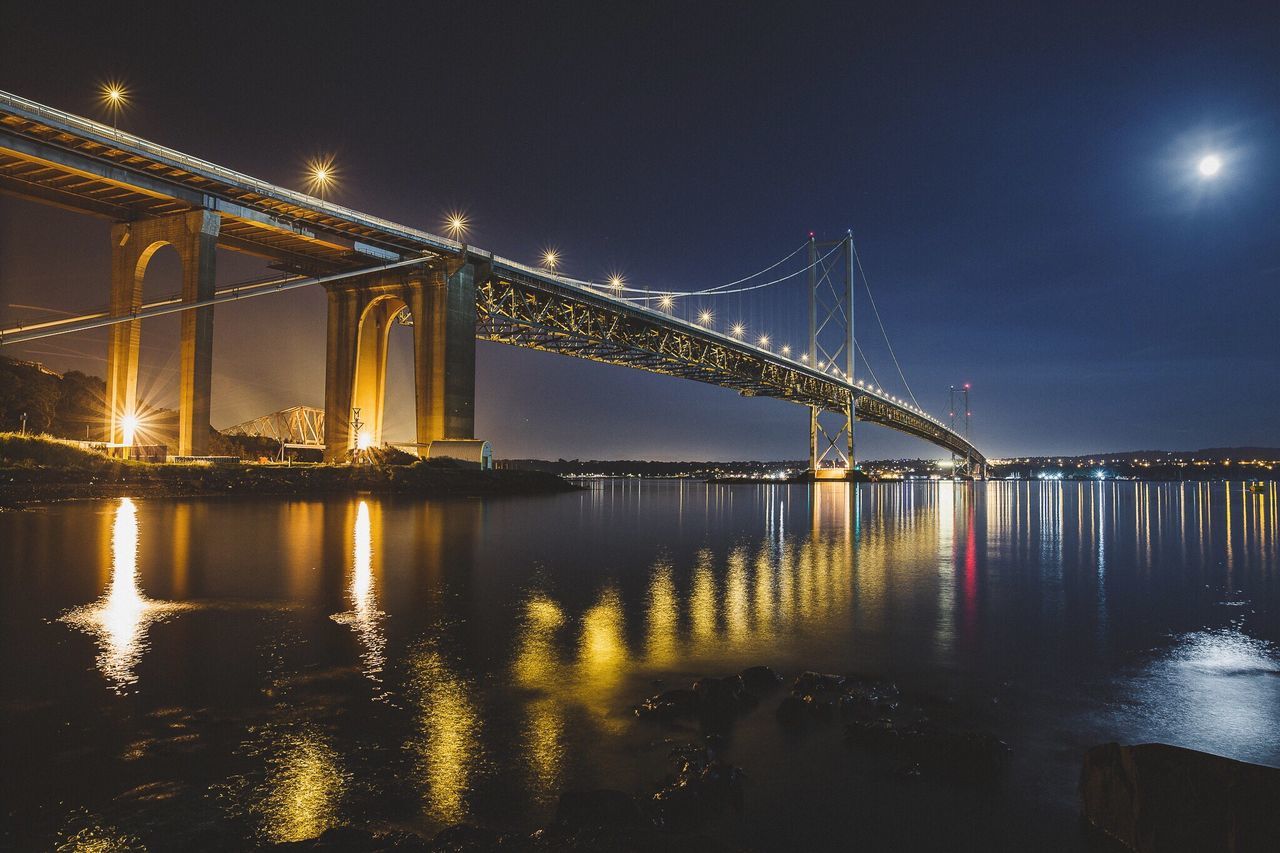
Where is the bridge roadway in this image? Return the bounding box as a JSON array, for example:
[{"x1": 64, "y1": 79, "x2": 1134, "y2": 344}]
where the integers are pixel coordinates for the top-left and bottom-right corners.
[{"x1": 0, "y1": 89, "x2": 984, "y2": 468}]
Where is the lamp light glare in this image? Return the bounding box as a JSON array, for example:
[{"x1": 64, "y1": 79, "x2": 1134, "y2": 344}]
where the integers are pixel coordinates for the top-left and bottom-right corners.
[{"x1": 121, "y1": 413, "x2": 139, "y2": 447}]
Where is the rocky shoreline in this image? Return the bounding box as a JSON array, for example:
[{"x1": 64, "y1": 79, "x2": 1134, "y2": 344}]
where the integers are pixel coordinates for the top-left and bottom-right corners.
[
  {"x1": 276, "y1": 665, "x2": 1016, "y2": 852},
  {"x1": 268, "y1": 664, "x2": 1280, "y2": 852}
]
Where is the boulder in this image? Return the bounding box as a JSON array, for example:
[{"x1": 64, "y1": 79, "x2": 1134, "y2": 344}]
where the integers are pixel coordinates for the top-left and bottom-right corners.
[
  {"x1": 792, "y1": 671, "x2": 846, "y2": 696},
  {"x1": 650, "y1": 742, "x2": 745, "y2": 831},
  {"x1": 692, "y1": 675, "x2": 754, "y2": 714},
  {"x1": 739, "y1": 665, "x2": 784, "y2": 695},
  {"x1": 1080, "y1": 742, "x2": 1280, "y2": 853},
  {"x1": 634, "y1": 688, "x2": 699, "y2": 721}
]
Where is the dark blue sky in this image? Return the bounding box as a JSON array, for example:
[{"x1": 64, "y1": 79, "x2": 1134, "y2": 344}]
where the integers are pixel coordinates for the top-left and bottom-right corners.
[{"x1": 3, "y1": 1, "x2": 1278, "y2": 459}]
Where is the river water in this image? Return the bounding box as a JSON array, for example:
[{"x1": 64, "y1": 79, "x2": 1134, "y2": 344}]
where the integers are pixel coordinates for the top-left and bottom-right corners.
[{"x1": 2, "y1": 480, "x2": 1278, "y2": 851}]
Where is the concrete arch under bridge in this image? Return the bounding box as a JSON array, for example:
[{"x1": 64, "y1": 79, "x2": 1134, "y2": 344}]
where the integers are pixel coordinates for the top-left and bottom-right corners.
[{"x1": 321, "y1": 259, "x2": 476, "y2": 460}]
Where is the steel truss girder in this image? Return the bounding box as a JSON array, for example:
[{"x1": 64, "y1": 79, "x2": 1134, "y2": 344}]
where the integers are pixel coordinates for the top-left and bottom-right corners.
[
  {"x1": 224, "y1": 405, "x2": 325, "y2": 446},
  {"x1": 477, "y1": 273, "x2": 851, "y2": 412},
  {"x1": 475, "y1": 271, "x2": 986, "y2": 467}
]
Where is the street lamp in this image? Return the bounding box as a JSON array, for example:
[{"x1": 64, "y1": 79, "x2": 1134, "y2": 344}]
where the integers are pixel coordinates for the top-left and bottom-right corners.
[
  {"x1": 445, "y1": 211, "x2": 468, "y2": 240},
  {"x1": 542, "y1": 249, "x2": 560, "y2": 273},
  {"x1": 305, "y1": 156, "x2": 337, "y2": 197},
  {"x1": 100, "y1": 82, "x2": 127, "y2": 131}
]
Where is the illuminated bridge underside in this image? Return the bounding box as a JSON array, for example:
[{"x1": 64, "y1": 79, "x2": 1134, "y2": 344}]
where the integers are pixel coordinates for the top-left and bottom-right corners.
[{"x1": 477, "y1": 270, "x2": 984, "y2": 463}]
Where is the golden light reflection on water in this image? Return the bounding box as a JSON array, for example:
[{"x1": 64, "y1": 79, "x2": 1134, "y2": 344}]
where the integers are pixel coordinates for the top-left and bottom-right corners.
[
  {"x1": 256, "y1": 729, "x2": 345, "y2": 844},
  {"x1": 577, "y1": 588, "x2": 629, "y2": 694},
  {"x1": 511, "y1": 594, "x2": 567, "y2": 799},
  {"x1": 514, "y1": 593, "x2": 565, "y2": 686},
  {"x1": 645, "y1": 563, "x2": 678, "y2": 666},
  {"x1": 330, "y1": 501, "x2": 386, "y2": 680},
  {"x1": 409, "y1": 646, "x2": 481, "y2": 823},
  {"x1": 55, "y1": 821, "x2": 142, "y2": 852},
  {"x1": 61, "y1": 498, "x2": 189, "y2": 692},
  {"x1": 523, "y1": 696, "x2": 565, "y2": 800},
  {"x1": 723, "y1": 547, "x2": 749, "y2": 643},
  {"x1": 690, "y1": 550, "x2": 717, "y2": 643}
]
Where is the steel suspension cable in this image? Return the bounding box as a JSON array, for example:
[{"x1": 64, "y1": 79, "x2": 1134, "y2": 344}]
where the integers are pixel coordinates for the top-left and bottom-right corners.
[
  {"x1": 854, "y1": 340, "x2": 885, "y2": 394},
  {"x1": 555, "y1": 242, "x2": 808, "y2": 297},
  {"x1": 850, "y1": 236, "x2": 921, "y2": 410},
  {"x1": 628, "y1": 242, "x2": 844, "y2": 302}
]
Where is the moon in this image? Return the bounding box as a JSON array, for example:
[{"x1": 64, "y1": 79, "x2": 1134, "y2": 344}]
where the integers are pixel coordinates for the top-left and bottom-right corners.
[{"x1": 1197, "y1": 153, "x2": 1223, "y2": 178}]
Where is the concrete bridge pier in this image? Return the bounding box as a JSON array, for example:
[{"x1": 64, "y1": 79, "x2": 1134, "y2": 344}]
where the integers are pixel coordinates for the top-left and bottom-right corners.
[
  {"x1": 322, "y1": 260, "x2": 477, "y2": 461},
  {"x1": 106, "y1": 209, "x2": 219, "y2": 455}
]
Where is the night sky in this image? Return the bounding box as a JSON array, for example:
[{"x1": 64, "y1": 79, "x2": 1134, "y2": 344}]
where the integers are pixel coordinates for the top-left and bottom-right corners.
[{"x1": 3, "y1": 2, "x2": 1278, "y2": 460}]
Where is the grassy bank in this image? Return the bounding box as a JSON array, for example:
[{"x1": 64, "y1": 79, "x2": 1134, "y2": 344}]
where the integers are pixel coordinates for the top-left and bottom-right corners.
[{"x1": 0, "y1": 433, "x2": 578, "y2": 507}]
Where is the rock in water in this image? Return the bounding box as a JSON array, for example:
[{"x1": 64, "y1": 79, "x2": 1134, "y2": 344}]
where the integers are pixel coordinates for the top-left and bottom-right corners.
[
  {"x1": 634, "y1": 688, "x2": 699, "y2": 721},
  {"x1": 1080, "y1": 742, "x2": 1280, "y2": 852},
  {"x1": 739, "y1": 665, "x2": 784, "y2": 695}
]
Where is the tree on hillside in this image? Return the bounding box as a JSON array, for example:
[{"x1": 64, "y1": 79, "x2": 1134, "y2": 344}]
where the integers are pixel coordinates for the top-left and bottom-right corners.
[
  {"x1": 0, "y1": 358, "x2": 60, "y2": 432},
  {"x1": 53, "y1": 371, "x2": 106, "y2": 439}
]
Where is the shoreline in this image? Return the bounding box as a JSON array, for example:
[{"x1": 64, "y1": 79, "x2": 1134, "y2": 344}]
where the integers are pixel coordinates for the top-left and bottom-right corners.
[{"x1": 0, "y1": 463, "x2": 579, "y2": 509}]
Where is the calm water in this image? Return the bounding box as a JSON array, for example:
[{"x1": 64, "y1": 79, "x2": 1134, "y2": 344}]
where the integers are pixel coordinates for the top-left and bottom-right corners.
[{"x1": 2, "y1": 481, "x2": 1278, "y2": 851}]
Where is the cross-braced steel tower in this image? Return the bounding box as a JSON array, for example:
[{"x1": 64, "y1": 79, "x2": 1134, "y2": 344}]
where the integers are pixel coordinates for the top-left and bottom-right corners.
[
  {"x1": 808, "y1": 232, "x2": 856, "y2": 477},
  {"x1": 948, "y1": 383, "x2": 975, "y2": 478}
]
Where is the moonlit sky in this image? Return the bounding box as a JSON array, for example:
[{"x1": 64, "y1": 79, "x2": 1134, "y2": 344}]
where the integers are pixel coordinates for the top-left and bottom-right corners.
[{"x1": 2, "y1": 2, "x2": 1279, "y2": 460}]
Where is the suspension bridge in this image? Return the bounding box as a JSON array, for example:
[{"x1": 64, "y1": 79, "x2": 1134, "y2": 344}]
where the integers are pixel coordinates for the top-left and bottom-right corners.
[{"x1": 0, "y1": 89, "x2": 986, "y2": 476}]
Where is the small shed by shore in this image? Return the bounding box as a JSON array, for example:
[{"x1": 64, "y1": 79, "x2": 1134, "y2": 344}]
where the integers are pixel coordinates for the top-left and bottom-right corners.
[{"x1": 425, "y1": 439, "x2": 493, "y2": 470}]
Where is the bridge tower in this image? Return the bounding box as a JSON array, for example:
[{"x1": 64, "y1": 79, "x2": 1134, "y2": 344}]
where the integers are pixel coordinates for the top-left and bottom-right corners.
[
  {"x1": 807, "y1": 232, "x2": 857, "y2": 479},
  {"x1": 321, "y1": 257, "x2": 480, "y2": 460},
  {"x1": 106, "y1": 209, "x2": 220, "y2": 456}
]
